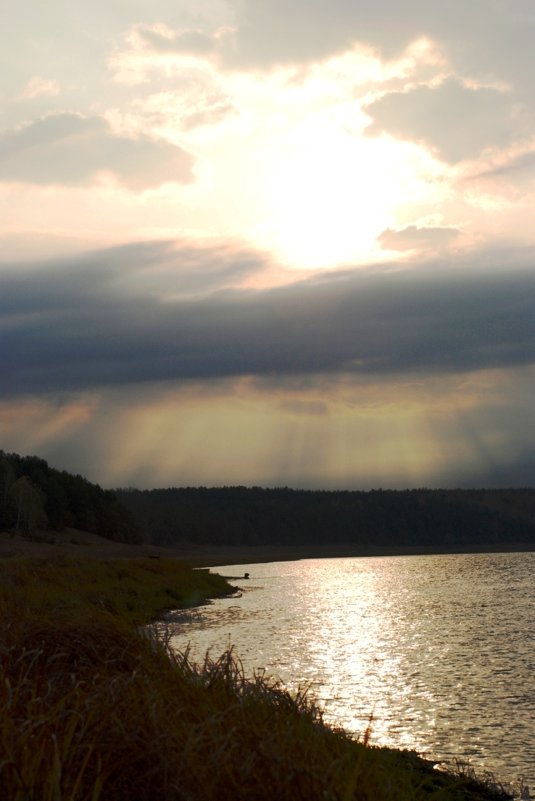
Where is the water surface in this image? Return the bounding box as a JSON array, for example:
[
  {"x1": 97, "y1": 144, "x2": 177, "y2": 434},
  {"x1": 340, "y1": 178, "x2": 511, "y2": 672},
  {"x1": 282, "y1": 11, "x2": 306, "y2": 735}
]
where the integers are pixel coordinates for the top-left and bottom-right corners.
[{"x1": 169, "y1": 552, "x2": 534, "y2": 788}]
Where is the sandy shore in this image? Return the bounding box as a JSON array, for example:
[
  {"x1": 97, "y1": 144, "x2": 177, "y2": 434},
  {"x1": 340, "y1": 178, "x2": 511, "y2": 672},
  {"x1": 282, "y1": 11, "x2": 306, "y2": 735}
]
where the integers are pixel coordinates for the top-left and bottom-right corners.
[{"x1": 1, "y1": 528, "x2": 533, "y2": 567}]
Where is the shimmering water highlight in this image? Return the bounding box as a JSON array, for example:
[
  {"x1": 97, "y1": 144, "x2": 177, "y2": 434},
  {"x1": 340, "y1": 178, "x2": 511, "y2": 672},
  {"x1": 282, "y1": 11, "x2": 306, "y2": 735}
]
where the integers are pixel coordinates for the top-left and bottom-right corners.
[{"x1": 170, "y1": 552, "x2": 535, "y2": 787}]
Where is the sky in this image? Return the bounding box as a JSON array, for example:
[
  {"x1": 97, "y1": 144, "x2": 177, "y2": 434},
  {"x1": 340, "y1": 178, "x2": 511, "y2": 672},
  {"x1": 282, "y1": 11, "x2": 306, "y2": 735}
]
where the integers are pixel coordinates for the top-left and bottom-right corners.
[{"x1": 2, "y1": 1, "x2": 535, "y2": 490}]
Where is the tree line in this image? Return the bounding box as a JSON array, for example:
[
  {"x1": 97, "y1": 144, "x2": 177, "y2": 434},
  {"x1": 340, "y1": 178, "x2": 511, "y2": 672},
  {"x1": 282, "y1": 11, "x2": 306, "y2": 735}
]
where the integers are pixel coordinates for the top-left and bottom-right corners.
[
  {"x1": 116, "y1": 485, "x2": 535, "y2": 550},
  {"x1": 3, "y1": 448, "x2": 535, "y2": 550},
  {"x1": 0, "y1": 451, "x2": 141, "y2": 542}
]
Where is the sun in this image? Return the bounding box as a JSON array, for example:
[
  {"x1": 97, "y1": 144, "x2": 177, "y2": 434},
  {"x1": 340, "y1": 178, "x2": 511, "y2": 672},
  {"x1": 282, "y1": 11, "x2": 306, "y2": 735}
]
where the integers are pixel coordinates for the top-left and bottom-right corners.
[
  {"x1": 244, "y1": 120, "x2": 439, "y2": 270},
  {"x1": 263, "y1": 133, "x2": 389, "y2": 267},
  {"x1": 168, "y1": 55, "x2": 447, "y2": 273}
]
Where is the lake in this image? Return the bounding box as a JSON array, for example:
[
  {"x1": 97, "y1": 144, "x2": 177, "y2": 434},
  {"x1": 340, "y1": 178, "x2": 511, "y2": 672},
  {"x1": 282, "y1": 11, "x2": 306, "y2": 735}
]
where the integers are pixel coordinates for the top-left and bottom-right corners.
[{"x1": 169, "y1": 552, "x2": 534, "y2": 790}]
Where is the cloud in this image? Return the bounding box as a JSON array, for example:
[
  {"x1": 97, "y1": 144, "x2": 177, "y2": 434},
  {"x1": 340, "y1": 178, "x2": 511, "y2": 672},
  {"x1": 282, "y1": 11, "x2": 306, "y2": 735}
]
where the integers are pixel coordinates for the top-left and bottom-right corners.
[
  {"x1": 223, "y1": 0, "x2": 535, "y2": 96},
  {"x1": 3, "y1": 366, "x2": 534, "y2": 490},
  {"x1": 222, "y1": 0, "x2": 408, "y2": 66},
  {"x1": 0, "y1": 113, "x2": 194, "y2": 189},
  {"x1": 130, "y1": 79, "x2": 235, "y2": 133},
  {"x1": 473, "y1": 147, "x2": 535, "y2": 185},
  {"x1": 0, "y1": 239, "x2": 266, "y2": 301},
  {"x1": 0, "y1": 231, "x2": 101, "y2": 261},
  {"x1": 458, "y1": 449, "x2": 535, "y2": 488},
  {"x1": 278, "y1": 399, "x2": 329, "y2": 416},
  {"x1": 366, "y1": 78, "x2": 520, "y2": 163},
  {"x1": 137, "y1": 25, "x2": 220, "y2": 56},
  {"x1": 2, "y1": 241, "x2": 535, "y2": 399},
  {"x1": 378, "y1": 225, "x2": 460, "y2": 252},
  {"x1": 212, "y1": 2, "x2": 535, "y2": 156},
  {"x1": 23, "y1": 76, "x2": 60, "y2": 98},
  {"x1": 108, "y1": 22, "x2": 234, "y2": 85}
]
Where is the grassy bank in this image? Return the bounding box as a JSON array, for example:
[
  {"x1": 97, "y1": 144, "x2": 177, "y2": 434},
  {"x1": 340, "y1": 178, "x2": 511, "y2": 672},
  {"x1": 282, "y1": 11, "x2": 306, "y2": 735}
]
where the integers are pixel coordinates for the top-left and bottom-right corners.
[
  {"x1": 0, "y1": 556, "x2": 234, "y2": 623},
  {"x1": 0, "y1": 558, "x2": 512, "y2": 801}
]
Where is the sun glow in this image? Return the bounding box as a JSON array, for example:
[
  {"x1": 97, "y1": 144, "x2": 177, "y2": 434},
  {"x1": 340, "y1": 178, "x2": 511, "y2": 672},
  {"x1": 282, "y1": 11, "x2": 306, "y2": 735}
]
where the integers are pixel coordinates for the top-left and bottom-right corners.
[
  {"x1": 213, "y1": 65, "x2": 448, "y2": 270},
  {"x1": 117, "y1": 44, "x2": 451, "y2": 272},
  {"x1": 253, "y1": 127, "x2": 438, "y2": 268}
]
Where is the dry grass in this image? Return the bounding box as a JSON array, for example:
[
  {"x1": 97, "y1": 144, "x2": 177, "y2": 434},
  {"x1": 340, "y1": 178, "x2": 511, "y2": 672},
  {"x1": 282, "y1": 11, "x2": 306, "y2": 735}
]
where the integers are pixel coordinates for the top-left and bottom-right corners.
[{"x1": 0, "y1": 557, "x2": 513, "y2": 801}]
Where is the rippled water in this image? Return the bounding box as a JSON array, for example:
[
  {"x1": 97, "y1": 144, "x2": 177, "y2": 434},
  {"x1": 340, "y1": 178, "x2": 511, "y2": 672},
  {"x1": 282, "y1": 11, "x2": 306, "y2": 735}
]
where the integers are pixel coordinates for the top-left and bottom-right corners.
[{"x1": 169, "y1": 552, "x2": 535, "y2": 788}]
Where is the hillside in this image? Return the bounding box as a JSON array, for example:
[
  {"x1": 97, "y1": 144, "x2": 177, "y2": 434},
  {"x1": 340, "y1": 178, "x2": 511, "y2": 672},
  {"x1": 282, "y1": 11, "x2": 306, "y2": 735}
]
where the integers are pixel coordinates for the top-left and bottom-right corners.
[{"x1": 0, "y1": 450, "x2": 141, "y2": 544}]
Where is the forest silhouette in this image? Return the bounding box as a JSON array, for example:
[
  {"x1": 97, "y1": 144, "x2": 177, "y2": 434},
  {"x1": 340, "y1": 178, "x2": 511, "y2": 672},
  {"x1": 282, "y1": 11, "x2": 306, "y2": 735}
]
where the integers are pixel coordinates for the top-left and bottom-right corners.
[{"x1": 2, "y1": 450, "x2": 535, "y2": 551}]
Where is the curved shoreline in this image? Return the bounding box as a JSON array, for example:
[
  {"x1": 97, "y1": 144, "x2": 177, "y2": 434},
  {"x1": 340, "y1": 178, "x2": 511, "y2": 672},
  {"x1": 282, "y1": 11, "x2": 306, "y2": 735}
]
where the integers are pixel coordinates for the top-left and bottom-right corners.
[{"x1": 0, "y1": 553, "x2": 518, "y2": 801}]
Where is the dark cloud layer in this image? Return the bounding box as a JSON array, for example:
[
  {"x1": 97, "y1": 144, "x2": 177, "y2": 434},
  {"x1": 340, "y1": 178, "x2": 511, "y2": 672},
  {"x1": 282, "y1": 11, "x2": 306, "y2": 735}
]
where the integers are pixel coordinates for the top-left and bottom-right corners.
[
  {"x1": 0, "y1": 114, "x2": 194, "y2": 188},
  {"x1": 458, "y1": 450, "x2": 535, "y2": 488},
  {"x1": 2, "y1": 242, "x2": 535, "y2": 398}
]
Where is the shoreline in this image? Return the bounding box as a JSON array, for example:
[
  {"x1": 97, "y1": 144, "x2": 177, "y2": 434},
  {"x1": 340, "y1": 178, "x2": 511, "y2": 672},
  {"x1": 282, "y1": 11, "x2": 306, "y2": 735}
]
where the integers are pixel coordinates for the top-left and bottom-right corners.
[
  {"x1": 1, "y1": 528, "x2": 534, "y2": 566},
  {"x1": 0, "y1": 552, "x2": 519, "y2": 801},
  {"x1": 180, "y1": 541, "x2": 535, "y2": 568}
]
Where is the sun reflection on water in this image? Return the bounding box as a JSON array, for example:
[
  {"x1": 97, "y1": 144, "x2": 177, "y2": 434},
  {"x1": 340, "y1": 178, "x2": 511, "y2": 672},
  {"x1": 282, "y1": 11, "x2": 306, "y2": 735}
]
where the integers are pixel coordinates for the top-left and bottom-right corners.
[{"x1": 169, "y1": 553, "x2": 535, "y2": 787}]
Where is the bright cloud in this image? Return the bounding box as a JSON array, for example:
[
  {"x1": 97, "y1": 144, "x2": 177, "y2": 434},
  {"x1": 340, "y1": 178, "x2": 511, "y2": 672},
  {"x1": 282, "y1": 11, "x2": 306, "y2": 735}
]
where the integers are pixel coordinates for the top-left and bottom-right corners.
[
  {"x1": 106, "y1": 38, "x2": 450, "y2": 267},
  {"x1": 378, "y1": 225, "x2": 461, "y2": 254},
  {"x1": 23, "y1": 76, "x2": 60, "y2": 98},
  {"x1": 2, "y1": 1, "x2": 535, "y2": 488}
]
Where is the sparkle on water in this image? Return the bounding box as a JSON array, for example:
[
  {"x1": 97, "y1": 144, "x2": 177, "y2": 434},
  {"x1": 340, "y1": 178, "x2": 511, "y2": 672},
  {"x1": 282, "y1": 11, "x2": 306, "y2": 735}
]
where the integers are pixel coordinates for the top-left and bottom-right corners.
[{"x1": 169, "y1": 552, "x2": 534, "y2": 789}]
